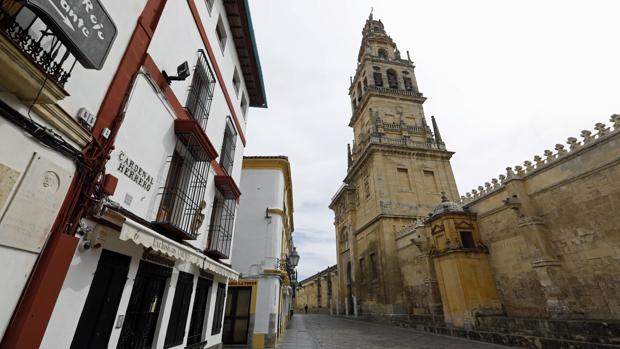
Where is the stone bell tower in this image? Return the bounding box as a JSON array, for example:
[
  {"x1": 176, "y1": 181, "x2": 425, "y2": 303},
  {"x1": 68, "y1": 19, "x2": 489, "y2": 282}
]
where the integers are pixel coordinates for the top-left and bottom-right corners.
[{"x1": 330, "y1": 13, "x2": 460, "y2": 315}]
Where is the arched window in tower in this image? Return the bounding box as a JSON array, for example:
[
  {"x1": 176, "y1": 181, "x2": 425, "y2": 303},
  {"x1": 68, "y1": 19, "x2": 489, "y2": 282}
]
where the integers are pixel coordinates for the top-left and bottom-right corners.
[
  {"x1": 373, "y1": 71, "x2": 383, "y2": 87},
  {"x1": 403, "y1": 77, "x2": 413, "y2": 91},
  {"x1": 356, "y1": 82, "x2": 362, "y2": 102},
  {"x1": 387, "y1": 69, "x2": 398, "y2": 89},
  {"x1": 378, "y1": 48, "x2": 388, "y2": 59}
]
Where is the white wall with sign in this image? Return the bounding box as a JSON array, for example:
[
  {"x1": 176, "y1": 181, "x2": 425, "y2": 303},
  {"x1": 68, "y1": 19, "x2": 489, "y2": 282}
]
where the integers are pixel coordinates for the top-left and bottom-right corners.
[{"x1": 0, "y1": 108, "x2": 75, "y2": 338}]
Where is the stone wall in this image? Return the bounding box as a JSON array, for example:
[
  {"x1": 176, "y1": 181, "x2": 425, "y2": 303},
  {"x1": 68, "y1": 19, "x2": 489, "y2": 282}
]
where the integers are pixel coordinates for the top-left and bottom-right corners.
[{"x1": 461, "y1": 116, "x2": 620, "y2": 320}]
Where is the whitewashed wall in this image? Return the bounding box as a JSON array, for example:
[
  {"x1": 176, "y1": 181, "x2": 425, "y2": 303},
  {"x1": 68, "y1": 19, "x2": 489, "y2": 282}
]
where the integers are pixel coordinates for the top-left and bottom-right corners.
[{"x1": 231, "y1": 168, "x2": 285, "y2": 277}]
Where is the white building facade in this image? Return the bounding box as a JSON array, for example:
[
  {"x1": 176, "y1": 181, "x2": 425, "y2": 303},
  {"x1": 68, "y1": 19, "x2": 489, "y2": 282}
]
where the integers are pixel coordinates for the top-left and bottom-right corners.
[
  {"x1": 225, "y1": 156, "x2": 296, "y2": 349},
  {"x1": 0, "y1": 0, "x2": 266, "y2": 348}
]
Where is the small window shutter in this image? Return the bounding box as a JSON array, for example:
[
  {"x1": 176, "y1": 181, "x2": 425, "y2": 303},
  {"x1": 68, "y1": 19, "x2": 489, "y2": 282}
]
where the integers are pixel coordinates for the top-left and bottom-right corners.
[{"x1": 164, "y1": 272, "x2": 194, "y2": 348}]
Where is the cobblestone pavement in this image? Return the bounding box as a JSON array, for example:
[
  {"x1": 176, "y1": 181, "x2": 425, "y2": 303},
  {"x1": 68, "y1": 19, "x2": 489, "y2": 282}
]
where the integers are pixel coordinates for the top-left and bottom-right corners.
[{"x1": 279, "y1": 314, "x2": 509, "y2": 349}]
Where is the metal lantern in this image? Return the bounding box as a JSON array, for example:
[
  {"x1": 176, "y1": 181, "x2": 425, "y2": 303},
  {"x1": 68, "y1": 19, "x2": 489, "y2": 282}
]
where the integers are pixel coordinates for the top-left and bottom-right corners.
[{"x1": 288, "y1": 246, "x2": 300, "y2": 268}]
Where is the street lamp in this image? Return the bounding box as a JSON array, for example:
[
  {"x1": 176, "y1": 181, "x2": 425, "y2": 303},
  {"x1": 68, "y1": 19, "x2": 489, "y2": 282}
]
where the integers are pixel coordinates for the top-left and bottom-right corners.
[{"x1": 288, "y1": 246, "x2": 300, "y2": 268}]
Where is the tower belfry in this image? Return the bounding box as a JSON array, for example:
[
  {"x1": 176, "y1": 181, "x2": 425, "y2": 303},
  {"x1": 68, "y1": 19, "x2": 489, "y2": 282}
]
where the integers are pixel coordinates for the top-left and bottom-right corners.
[{"x1": 330, "y1": 15, "x2": 459, "y2": 315}]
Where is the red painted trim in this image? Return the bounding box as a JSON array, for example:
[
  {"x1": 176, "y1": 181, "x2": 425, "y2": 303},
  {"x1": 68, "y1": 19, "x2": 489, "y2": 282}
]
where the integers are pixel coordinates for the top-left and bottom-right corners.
[
  {"x1": 214, "y1": 174, "x2": 241, "y2": 200},
  {"x1": 174, "y1": 119, "x2": 218, "y2": 160},
  {"x1": 186, "y1": 0, "x2": 247, "y2": 146}
]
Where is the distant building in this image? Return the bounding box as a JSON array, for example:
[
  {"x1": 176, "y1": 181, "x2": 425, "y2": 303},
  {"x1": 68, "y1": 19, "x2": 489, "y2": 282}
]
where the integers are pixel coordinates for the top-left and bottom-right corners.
[
  {"x1": 226, "y1": 156, "x2": 297, "y2": 349},
  {"x1": 329, "y1": 12, "x2": 620, "y2": 348},
  {"x1": 0, "y1": 1, "x2": 267, "y2": 348},
  {"x1": 295, "y1": 265, "x2": 338, "y2": 314}
]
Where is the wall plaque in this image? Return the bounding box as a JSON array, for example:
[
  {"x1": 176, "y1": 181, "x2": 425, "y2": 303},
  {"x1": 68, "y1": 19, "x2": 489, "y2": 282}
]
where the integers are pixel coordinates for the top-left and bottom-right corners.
[{"x1": 0, "y1": 153, "x2": 72, "y2": 253}]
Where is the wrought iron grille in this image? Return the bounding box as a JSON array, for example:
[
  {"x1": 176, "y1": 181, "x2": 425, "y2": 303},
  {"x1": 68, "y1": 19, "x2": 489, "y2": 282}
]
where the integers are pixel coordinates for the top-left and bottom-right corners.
[
  {"x1": 0, "y1": 0, "x2": 76, "y2": 87},
  {"x1": 205, "y1": 189, "x2": 235, "y2": 259},
  {"x1": 155, "y1": 139, "x2": 211, "y2": 240},
  {"x1": 186, "y1": 49, "x2": 216, "y2": 130},
  {"x1": 219, "y1": 117, "x2": 237, "y2": 175}
]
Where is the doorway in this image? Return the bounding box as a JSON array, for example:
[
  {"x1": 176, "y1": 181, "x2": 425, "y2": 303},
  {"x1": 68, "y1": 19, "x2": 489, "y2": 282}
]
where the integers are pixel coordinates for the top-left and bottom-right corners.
[
  {"x1": 222, "y1": 287, "x2": 252, "y2": 344},
  {"x1": 117, "y1": 260, "x2": 172, "y2": 349},
  {"x1": 70, "y1": 250, "x2": 131, "y2": 349}
]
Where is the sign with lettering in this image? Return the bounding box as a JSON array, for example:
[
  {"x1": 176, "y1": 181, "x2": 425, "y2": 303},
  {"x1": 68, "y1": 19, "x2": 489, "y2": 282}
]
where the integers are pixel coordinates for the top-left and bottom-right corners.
[
  {"x1": 22, "y1": 0, "x2": 117, "y2": 69},
  {"x1": 117, "y1": 151, "x2": 154, "y2": 191}
]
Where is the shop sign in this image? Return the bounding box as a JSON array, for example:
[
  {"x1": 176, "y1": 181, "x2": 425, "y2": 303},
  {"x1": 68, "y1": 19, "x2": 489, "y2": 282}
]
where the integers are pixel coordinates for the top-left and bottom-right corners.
[{"x1": 22, "y1": 0, "x2": 117, "y2": 69}]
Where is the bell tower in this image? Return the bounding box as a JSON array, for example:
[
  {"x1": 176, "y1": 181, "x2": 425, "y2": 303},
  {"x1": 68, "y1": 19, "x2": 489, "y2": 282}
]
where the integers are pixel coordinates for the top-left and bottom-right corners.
[{"x1": 331, "y1": 13, "x2": 460, "y2": 315}]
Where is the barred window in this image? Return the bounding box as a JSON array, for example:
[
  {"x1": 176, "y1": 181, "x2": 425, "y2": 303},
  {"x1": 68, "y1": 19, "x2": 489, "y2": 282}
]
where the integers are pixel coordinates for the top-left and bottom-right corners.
[
  {"x1": 219, "y1": 118, "x2": 237, "y2": 175},
  {"x1": 155, "y1": 140, "x2": 210, "y2": 240},
  {"x1": 186, "y1": 50, "x2": 216, "y2": 130},
  {"x1": 205, "y1": 190, "x2": 235, "y2": 259}
]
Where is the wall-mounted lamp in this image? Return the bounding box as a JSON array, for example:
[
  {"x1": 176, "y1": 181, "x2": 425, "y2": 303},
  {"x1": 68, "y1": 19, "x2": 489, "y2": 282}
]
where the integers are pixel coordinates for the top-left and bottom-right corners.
[
  {"x1": 162, "y1": 61, "x2": 190, "y2": 84},
  {"x1": 288, "y1": 247, "x2": 300, "y2": 268}
]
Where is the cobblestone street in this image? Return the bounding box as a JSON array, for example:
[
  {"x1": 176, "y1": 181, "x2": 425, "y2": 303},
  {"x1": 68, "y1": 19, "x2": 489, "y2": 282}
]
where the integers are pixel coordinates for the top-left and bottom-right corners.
[{"x1": 279, "y1": 314, "x2": 508, "y2": 349}]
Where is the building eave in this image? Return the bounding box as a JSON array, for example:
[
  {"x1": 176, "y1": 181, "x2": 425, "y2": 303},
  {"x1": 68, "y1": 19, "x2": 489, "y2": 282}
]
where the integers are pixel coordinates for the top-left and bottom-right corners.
[{"x1": 224, "y1": 0, "x2": 267, "y2": 108}]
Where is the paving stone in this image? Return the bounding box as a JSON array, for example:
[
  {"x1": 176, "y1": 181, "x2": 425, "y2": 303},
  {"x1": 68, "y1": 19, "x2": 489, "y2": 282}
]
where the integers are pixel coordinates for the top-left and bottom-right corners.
[{"x1": 279, "y1": 314, "x2": 509, "y2": 349}]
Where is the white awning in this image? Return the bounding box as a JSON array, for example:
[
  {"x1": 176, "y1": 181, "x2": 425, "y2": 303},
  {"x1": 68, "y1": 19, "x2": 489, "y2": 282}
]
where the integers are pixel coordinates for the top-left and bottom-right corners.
[{"x1": 119, "y1": 218, "x2": 239, "y2": 280}]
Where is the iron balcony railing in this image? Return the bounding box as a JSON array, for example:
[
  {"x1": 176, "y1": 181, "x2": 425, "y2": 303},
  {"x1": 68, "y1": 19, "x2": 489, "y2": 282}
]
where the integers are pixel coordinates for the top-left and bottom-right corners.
[
  {"x1": 0, "y1": 0, "x2": 76, "y2": 87},
  {"x1": 205, "y1": 189, "x2": 235, "y2": 260},
  {"x1": 154, "y1": 138, "x2": 211, "y2": 240},
  {"x1": 186, "y1": 49, "x2": 216, "y2": 131}
]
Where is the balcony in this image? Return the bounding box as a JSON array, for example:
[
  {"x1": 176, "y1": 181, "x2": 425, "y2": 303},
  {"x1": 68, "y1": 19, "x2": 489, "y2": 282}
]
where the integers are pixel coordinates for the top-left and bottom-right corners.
[
  {"x1": 154, "y1": 139, "x2": 211, "y2": 241},
  {"x1": 0, "y1": 2, "x2": 76, "y2": 102},
  {"x1": 205, "y1": 190, "x2": 235, "y2": 260}
]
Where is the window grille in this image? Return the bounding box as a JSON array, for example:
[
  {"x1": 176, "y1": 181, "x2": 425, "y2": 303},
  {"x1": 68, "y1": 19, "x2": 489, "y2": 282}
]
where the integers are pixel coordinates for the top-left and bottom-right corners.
[
  {"x1": 205, "y1": 189, "x2": 235, "y2": 259},
  {"x1": 155, "y1": 139, "x2": 210, "y2": 240},
  {"x1": 219, "y1": 117, "x2": 237, "y2": 175},
  {"x1": 186, "y1": 50, "x2": 216, "y2": 131}
]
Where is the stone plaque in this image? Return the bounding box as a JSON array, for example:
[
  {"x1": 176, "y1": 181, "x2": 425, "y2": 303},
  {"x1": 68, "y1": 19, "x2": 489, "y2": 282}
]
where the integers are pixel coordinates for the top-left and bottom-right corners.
[
  {"x1": 0, "y1": 163, "x2": 20, "y2": 212},
  {"x1": 0, "y1": 153, "x2": 72, "y2": 253}
]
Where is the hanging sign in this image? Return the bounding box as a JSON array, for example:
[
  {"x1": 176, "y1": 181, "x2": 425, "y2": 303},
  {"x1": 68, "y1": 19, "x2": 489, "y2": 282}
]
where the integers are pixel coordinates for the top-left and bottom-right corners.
[{"x1": 21, "y1": 0, "x2": 117, "y2": 70}]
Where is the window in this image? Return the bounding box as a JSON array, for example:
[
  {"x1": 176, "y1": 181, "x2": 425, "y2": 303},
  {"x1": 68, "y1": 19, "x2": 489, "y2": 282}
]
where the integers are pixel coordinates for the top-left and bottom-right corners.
[
  {"x1": 460, "y1": 231, "x2": 476, "y2": 249},
  {"x1": 364, "y1": 175, "x2": 370, "y2": 198},
  {"x1": 156, "y1": 141, "x2": 210, "y2": 240},
  {"x1": 232, "y1": 67, "x2": 240, "y2": 96},
  {"x1": 403, "y1": 77, "x2": 413, "y2": 91},
  {"x1": 370, "y1": 252, "x2": 377, "y2": 279},
  {"x1": 219, "y1": 118, "x2": 237, "y2": 175},
  {"x1": 186, "y1": 50, "x2": 216, "y2": 130},
  {"x1": 205, "y1": 0, "x2": 214, "y2": 13},
  {"x1": 164, "y1": 272, "x2": 194, "y2": 348},
  {"x1": 212, "y1": 283, "x2": 227, "y2": 335},
  {"x1": 359, "y1": 258, "x2": 365, "y2": 283},
  {"x1": 397, "y1": 168, "x2": 411, "y2": 191},
  {"x1": 363, "y1": 77, "x2": 368, "y2": 89},
  {"x1": 373, "y1": 71, "x2": 383, "y2": 87},
  {"x1": 356, "y1": 82, "x2": 362, "y2": 102},
  {"x1": 206, "y1": 189, "x2": 236, "y2": 259},
  {"x1": 387, "y1": 69, "x2": 398, "y2": 89},
  {"x1": 378, "y1": 48, "x2": 387, "y2": 59},
  {"x1": 187, "y1": 277, "x2": 213, "y2": 346},
  {"x1": 216, "y1": 16, "x2": 227, "y2": 52},
  {"x1": 423, "y1": 170, "x2": 438, "y2": 193},
  {"x1": 240, "y1": 93, "x2": 248, "y2": 118}
]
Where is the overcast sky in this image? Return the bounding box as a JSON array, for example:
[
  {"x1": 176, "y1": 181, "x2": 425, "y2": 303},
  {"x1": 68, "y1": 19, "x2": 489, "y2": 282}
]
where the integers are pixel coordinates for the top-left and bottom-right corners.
[{"x1": 245, "y1": 0, "x2": 620, "y2": 280}]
